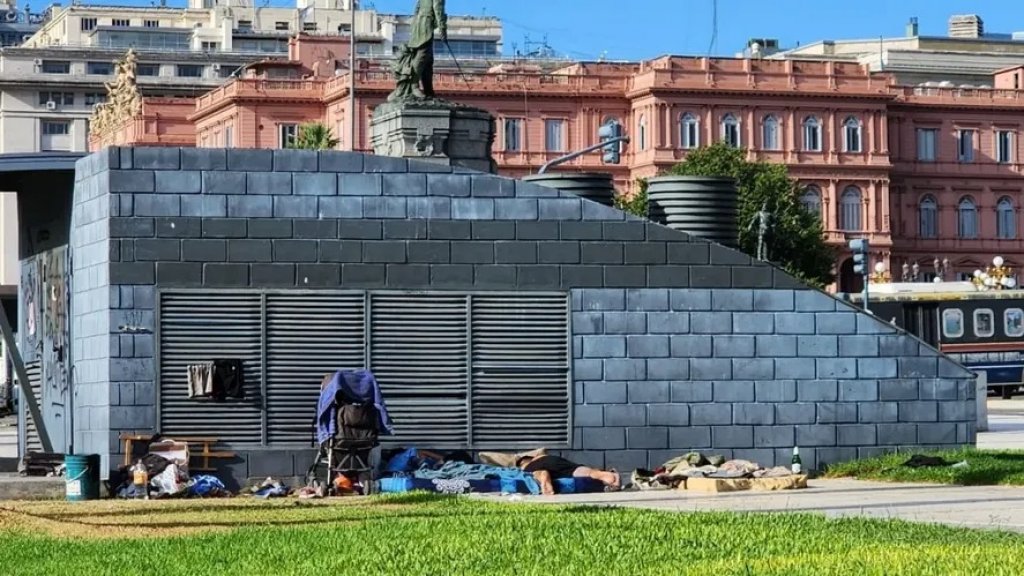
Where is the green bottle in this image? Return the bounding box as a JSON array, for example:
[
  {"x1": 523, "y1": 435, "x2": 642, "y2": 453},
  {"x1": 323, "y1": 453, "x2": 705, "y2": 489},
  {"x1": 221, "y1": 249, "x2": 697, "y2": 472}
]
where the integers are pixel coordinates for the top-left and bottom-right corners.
[{"x1": 791, "y1": 446, "x2": 803, "y2": 475}]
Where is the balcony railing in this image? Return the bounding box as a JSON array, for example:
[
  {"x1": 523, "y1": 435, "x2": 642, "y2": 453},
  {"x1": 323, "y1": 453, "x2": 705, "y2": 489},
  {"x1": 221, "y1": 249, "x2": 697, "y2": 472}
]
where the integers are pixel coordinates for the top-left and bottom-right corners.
[
  {"x1": 323, "y1": 70, "x2": 628, "y2": 97},
  {"x1": 893, "y1": 85, "x2": 1024, "y2": 105},
  {"x1": 195, "y1": 78, "x2": 325, "y2": 111}
]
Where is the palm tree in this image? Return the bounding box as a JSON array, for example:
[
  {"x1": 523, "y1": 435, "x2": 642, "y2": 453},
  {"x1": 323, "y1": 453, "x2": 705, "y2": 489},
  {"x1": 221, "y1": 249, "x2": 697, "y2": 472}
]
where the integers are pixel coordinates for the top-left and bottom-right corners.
[{"x1": 290, "y1": 122, "x2": 339, "y2": 150}]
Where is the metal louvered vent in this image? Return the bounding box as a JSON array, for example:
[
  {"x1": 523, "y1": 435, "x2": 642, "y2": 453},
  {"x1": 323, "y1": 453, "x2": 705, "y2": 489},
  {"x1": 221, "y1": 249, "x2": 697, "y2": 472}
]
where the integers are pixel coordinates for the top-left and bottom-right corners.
[
  {"x1": 265, "y1": 293, "x2": 366, "y2": 444},
  {"x1": 370, "y1": 294, "x2": 470, "y2": 447},
  {"x1": 471, "y1": 295, "x2": 571, "y2": 448},
  {"x1": 158, "y1": 292, "x2": 263, "y2": 444},
  {"x1": 22, "y1": 362, "x2": 42, "y2": 453}
]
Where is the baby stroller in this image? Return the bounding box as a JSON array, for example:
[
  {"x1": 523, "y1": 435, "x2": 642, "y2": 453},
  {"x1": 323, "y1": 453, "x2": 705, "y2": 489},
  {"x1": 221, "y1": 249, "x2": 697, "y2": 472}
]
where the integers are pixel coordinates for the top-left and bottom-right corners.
[{"x1": 306, "y1": 370, "x2": 393, "y2": 495}]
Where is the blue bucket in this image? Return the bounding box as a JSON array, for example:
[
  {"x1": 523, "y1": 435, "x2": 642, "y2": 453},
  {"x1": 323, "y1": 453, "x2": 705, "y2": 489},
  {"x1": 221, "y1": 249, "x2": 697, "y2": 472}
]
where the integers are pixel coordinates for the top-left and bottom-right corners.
[{"x1": 65, "y1": 454, "x2": 100, "y2": 501}]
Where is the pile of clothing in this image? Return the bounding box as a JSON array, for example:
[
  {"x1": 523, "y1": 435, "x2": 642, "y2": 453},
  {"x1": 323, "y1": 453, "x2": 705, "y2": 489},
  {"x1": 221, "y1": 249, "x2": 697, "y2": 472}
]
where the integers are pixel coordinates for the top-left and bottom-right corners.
[
  {"x1": 632, "y1": 452, "x2": 795, "y2": 490},
  {"x1": 112, "y1": 452, "x2": 230, "y2": 499}
]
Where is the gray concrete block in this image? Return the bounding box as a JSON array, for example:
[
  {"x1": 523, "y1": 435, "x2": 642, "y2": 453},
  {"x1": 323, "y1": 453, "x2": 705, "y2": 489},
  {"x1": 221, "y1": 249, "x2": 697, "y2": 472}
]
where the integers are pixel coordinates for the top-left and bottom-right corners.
[
  {"x1": 273, "y1": 149, "x2": 318, "y2": 172},
  {"x1": 670, "y1": 426, "x2": 712, "y2": 449},
  {"x1": 601, "y1": 221, "x2": 644, "y2": 241},
  {"x1": 181, "y1": 148, "x2": 227, "y2": 170},
  {"x1": 364, "y1": 155, "x2": 408, "y2": 173},
  {"x1": 494, "y1": 242, "x2": 537, "y2": 264},
  {"x1": 573, "y1": 312, "x2": 604, "y2": 335},
  {"x1": 228, "y1": 239, "x2": 272, "y2": 262},
  {"x1": 647, "y1": 404, "x2": 689, "y2": 426},
  {"x1": 817, "y1": 403, "x2": 858, "y2": 424},
  {"x1": 625, "y1": 289, "x2": 669, "y2": 312},
  {"x1": 920, "y1": 379, "x2": 958, "y2": 401},
  {"x1": 669, "y1": 289, "x2": 712, "y2": 311},
  {"x1": 899, "y1": 358, "x2": 938, "y2": 378},
  {"x1": 581, "y1": 289, "x2": 626, "y2": 311},
  {"x1": 753, "y1": 426, "x2": 795, "y2": 449},
  {"x1": 155, "y1": 170, "x2": 201, "y2": 194},
  {"x1": 317, "y1": 197, "x2": 362, "y2": 219},
  {"x1": 134, "y1": 194, "x2": 181, "y2": 217},
  {"x1": 879, "y1": 380, "x2": 918, "y2": 401},
  {"x1": 626, "y1": 380, "x2": 671, "y2": 404},
  {"x1": 561, "y1": 266, "x2": 606, "y2": 289},
  {"x1": 472, "y1": 221, "x2": 516, "y2": 240},
  {"x1": 755, "y1": 380, "x2": 796, "y2": 402},
  {"x1": 856, "y1": 313, "x2": 897, "y2": 335},
  {"x1": 628, "y1": 427, "x2": 668, "y2": 449},
  {"x1": 713, "y1": 335, "x2": 755, "y2": 357},
  {"x1": 574, "y1": 405, "x2": 604, "y2": 427},
  {"x1": 451, "y1": 198, "x2": 495, "y2": 220},
  {"x1": 712, "y1": 426, "x2": 754, "y2": 448},
  {"x1": 733, "y1": 403, "x2": 774, "y2": 425},
  {"x1": 671, "y1": 381, "x2": 713, "y2": 403},
  {"x1": 319, "y1": 151, "x2": 363, "y2": 173},
  {"x1": 155, "y1": 217, "x2": 201, "y2": 239},
  {"x1": 584, "y1": 336, "x2": 626, "y2": 359},
  {"x1": 753, "y1": 290, "x2": 795, "y2": 312},
  {"x1": 573, "y1": 359, "x2": 603, "y2": 381},
  {"x1": 299, "y1": 262, "x2": 342, "y2": 284},
  {"x1": 202, "y1": 219, "x2": 246, "y2": 239},
  {"x1": 690, "y1": 403, "x2": 733, "y2": 426},
  {"x1": 900, "y1": 401, "x2": 938, "y2": 422},
  {"x1": 248, "y1": 219, "x2": 292, "y2": 239},
  {"x1": 646, "y1": 358, "x2": 689, "y2": 380},
  {"x1": 536, "y1": 241, "x2": 581, "y2": 264},
  {"x1": 839, "y1": 380, "x2": 879, "y2": 402},
  {"x1": 228, "y1": 149, "x2": 273, "y2": 172},
  {"x1": 859, "y1": 402, "x2": 899, "y2": 423},
  {"x1": 917, "y1": 423, "x2": 956, "y2": 445},
  {"x1": 204, "y1": 263, "x2": 249, "y2": 287},
  {"x1": 689, "y1": 358, "x2": 732, "y2": 380},
  {"x1": 405, "y1": 197, "x2": 451, "y2": 219},
  {"x1": 581, "y1": 198, "x2": 627, "y2": 221},
  {"x1": 273, "y1": 196, "x2": 318, "y2": 218},
  {"x1": 775, "y1": 313, "x2": 815, "y2": 335},
  {"x1": 755, "y1": 335, "x2": 796, "y2": 357},
  {"x1": 797, "y1": 335, "x2": 838, "y2": 358},
  {"x1": 623, "y1": 242, "x2": 666, "y2": 265},
  {"x1": 666, "y1": 243, "x2": 709, "y2": 265},
  {"x1": 795, "y1": 290, "x2": 836, "y2": 312},
  {"x1": 517, "y1": 265, "x2": 560, "y2": 289},
  {"x1": 604, "y1": 450, "x2": 648, "y2": 473},
  {"x1": 451, "y1": 241, "x2": 495, "y2": 264},
  {"x1": 294, "y1": 173, "x2": 338, "y2": 196},
  {"x1": 798, "y1": 380, "x2": 838, "y2": 402},
  {"x1": 582, "y1": 427, "x2": 625, "y2": 450},
  {"x1": 690, "y1": 312, "x2": 733, "y2": 334},
  {"x1": 560, "y1": 220, "x2": 604, "y2": 241},
  {"x1": 877, "y1": 423, "x2": 917, "y2": 445},
  {"x1": 584, "y1": 381, "x2": 626, "y2": 404},
  {"x1": 181, "y1": 195, "x2": 227, "y2": 218},
  {"x1": 795, "y1": 424, "x2": 836, "y2": 447},
  {"x1": 156, "y1": 262, "x2": 201, "y2": 286},
  {"x1": 182, "y1": 239, "x2": 226, "y2": 262},
  {"x1": 817, "y1": 358, "x2": 856, "y2": 379},
  {"x1": 816, "y1": 447, "x2": 857, "y2": 468},
  {"x1": 580, "y1": 242, "x2": 623, "y2": 264},
  {"x1": 603, "y1": 265, "x2": 646, "y2": 288},
  {"x1": 363, "y1": 197, "x2": 408, "y2": 219},
  {"x1": 537, "y1": 198, "x2": 582, "y2": 221},
  {"x1": 839, "y1": 335, "x2": 880, "y2": 357},
  {"x1": 733, "y1": 358, "x2": 774, "y2": 380},
  {"x1": 273, "y1": 239, "x2": 318, "y2": 263},
  {"x1": 712, "y1": 289, "x2": 753, "y2": 312},
  {"x1": 294, "y1": 219, "x2": 339, "y2": 240},
  {"x1": 384, "y1": 263, "x2": 430, "y2": 288},
  {"x1": 339, "y1": 264, "x2": 386, "y2": 287},
  {"x1": 938, "y1": 401, "x2": 973, "y2": 422},
  {"x1": 110, "y1": 170, "x2": 157, "y2": 195},
  {"x1": 603, "y1": 312, "x2": 647, "y2": 334},
  {"x1": 474, "y1": 265, "x2": 516, "y2": 289},
  {"x1": 134, "y1": 148, "x2": 180, "y2": 170},
  {"x1": 857, "y1": 358, "x2": 897, "y2": 379},
  {"x1": 816, "y1": 312, "x2": 857, "y2": 335},
  {"x1": 775, "y1": 358, "x2": 816, "y2": 379},
  {"x1": 878, "y1": 335, "x2": 921, "y2": 357},
  {"x1": 604, "y1": 358, "x2": 647, "y2": 381},
  {"x1": 471, "y1": 175, "x2": 515, "y2": 197},
  {"x1": 604, "y1": 405, "x2": 647, "y2": 427},
  {"x1": 938, "y1": 359, "x2": 972, "y2": 379},
  {"x1": 251, "y1": 263, "x2": 296, "y2": 286},
  {"x1": 670, "y1": 334, "x2": 711, "y2": 358},
  {"x1": 713, "y1": 381, "x2": 755, "y2": 402},
  {"x1": 776, "y1": 403, "x2": 816, "y2": 425},
  {"x1": 340, "y1": 173, "x2": 383, "y2": 196},
  {"x1": 228, "y1": 195, "x2": 272, "y2": 217},
  {"x1": 626, "y1": 335, "x2": 669, "y2": 358},
  {"x1": 734, "y1": 313, "x2": 775, "y2": 335},
  {"x1": 135, "y1": 238, "x2": 180, "y2": 261}
]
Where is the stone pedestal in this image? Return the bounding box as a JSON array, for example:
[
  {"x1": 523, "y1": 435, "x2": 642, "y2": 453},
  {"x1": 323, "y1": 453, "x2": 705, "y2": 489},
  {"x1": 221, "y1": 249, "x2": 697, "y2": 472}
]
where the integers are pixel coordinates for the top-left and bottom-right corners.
[{"x1": 370, "y1": 100, "x2": 496, "y2": 173}]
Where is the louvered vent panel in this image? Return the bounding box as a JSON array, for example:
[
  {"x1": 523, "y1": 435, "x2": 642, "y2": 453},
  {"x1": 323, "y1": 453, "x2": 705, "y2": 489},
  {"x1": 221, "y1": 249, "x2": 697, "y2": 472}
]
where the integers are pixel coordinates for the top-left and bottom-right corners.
[
  {"x1": 265, "y1": 293, "x2": 366, "y2": 444},
  {"x1": 158, "y1": 292, "x2": 263, "y2": 444},
  {"x1": 471, "y1": 294, "x2": 571, "y2": 448},
  {"x1": 22, "y1": 362, "x2": 42, "y2": 453}
]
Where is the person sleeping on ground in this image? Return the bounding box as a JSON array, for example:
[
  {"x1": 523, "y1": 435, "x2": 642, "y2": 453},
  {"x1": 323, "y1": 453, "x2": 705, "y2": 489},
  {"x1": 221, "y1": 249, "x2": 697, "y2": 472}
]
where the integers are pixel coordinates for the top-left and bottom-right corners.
[{"x1": 516, "y1": 454, "x2": 620, "y2": 495}]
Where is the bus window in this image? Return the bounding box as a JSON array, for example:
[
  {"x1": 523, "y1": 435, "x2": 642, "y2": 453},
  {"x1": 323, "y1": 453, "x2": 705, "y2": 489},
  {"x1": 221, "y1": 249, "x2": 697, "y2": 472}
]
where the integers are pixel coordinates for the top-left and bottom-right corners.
[
  {"x1": 1006, "y1": 308, "x2": 1024, "y2": 337},
  {"x1": 942, "y1": 309, "x2": 964, "y2": 339},
  {"x1": 974, "y1": 309, "x2": 995, "y2": 338}
]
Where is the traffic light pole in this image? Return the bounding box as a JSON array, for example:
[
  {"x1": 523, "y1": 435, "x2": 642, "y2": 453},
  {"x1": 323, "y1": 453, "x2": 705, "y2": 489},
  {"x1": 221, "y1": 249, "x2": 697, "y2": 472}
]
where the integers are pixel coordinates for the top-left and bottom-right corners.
[{"x1": 538, "y1": 136, "x2": 631, "y2": 174}]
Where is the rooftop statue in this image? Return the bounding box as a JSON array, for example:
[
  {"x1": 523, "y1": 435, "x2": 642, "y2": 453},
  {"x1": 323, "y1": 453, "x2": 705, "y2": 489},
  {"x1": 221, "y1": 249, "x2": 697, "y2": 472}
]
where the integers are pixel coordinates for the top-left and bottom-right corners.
[{"x1": 388, "y1": 0, "x2": 447, "y2": 102}]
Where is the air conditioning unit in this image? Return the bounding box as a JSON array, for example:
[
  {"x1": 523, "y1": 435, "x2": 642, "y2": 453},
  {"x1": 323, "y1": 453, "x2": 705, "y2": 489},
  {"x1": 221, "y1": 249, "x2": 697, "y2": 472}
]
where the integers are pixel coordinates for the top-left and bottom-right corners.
[
  {"x1": 212, "y1": 63, "x2": 221, "y2": 71},
  {"x1": 46, "y1": 100, "x2": 57, "y2": 110},
  {"x1": 33, "y1": 59, "x2": 42, "y2": 66}
]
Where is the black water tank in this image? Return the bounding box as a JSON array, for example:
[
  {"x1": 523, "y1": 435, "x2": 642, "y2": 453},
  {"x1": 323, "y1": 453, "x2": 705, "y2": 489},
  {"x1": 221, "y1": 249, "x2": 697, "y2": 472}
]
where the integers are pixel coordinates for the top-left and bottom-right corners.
[
  {"x1": 521, "y1": 172, "x2": 616, "y2": 207},
  {"x1": 647, "y1": 176, "x2": 739, "y2": 247}
]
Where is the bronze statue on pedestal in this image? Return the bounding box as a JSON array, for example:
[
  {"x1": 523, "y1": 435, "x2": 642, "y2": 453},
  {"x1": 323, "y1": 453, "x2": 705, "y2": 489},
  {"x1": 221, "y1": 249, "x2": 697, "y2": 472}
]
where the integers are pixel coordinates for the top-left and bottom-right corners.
[{"x1": 389, "y1": 0, "x2": 447, "y2": 102}]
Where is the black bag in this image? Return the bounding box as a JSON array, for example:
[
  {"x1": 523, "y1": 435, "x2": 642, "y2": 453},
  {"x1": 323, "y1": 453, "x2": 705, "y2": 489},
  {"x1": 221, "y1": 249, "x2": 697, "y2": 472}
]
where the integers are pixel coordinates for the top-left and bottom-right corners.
[{"x1": 337, "y1": 403, "x2": 378, "y2": 442}]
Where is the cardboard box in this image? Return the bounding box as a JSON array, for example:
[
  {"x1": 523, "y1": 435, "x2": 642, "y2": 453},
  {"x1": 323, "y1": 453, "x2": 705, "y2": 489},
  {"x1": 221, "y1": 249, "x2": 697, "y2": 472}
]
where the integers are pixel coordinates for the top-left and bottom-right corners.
[{"x1": 682, "y1": 474, "x2": 808, "y2": 494}]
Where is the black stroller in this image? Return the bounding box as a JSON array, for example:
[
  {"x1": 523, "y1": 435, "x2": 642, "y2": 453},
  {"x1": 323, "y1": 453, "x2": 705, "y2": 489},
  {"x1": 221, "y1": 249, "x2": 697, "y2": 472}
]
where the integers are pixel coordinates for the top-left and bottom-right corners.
[{"x1": 306, "y1": 370, "x2": 391, "y2": 495}]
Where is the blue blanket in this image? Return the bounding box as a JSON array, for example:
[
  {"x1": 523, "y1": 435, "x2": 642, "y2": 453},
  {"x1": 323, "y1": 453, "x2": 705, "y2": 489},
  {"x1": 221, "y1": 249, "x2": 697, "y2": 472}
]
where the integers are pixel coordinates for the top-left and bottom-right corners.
[{"x1": 317, "y1": 369, "x2": 394, "y2": 444}]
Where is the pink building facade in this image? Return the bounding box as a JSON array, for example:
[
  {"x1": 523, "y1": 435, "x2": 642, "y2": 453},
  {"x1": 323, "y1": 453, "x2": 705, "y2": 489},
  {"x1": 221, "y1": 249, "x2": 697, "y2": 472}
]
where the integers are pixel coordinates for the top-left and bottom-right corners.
[{"x1": 95, "y1": 38, "x2": 1024, "y2": 292}]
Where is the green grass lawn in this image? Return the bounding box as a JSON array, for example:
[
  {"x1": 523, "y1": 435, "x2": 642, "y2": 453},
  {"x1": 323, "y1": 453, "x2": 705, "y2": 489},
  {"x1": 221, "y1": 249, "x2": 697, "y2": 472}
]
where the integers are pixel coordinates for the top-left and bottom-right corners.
[
  {"x1": 2, "y1": 494, "x2": 1024, "y2": 575},
  {"x1": 825, "y1": 449, "x2": 1024, "y2": 486}
]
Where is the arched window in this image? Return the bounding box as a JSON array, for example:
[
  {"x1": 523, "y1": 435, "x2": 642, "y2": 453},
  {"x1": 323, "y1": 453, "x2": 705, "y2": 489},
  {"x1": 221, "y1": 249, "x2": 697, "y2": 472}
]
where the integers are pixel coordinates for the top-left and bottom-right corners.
[
  {"x1": 638, "y1": 115, "x2": 647, "y2": 151},
  {"x1": 958, "y1": 197, "x2": 978, "y2": 239},
  {"x1": 844, "y1": 117, "x2": 862, "y2": 153},
  {"x1": 800, "y1": 185, "x2": 822, "y2": 219},
  {"x1": 919, "y1": 195, "x2": 938, "y2": 238},
  {"x1": 721, "y1": 113, "x2": 740, "y2": 148},
  {"x1": 680, "y1": 113, "x2": 700, "y2": 149},
  {"x1": 998, "y1": 196, "x2": 1016, "y2": 239},
  {"x1": 803, "y1": 116, "x2": 822, "y2": 152},
  {"x1": 840, "y1": 186, "x2": 862, "y2": 231},
  {"x1": 762, "y1": 115, "x2": 780, "y2": 151}
]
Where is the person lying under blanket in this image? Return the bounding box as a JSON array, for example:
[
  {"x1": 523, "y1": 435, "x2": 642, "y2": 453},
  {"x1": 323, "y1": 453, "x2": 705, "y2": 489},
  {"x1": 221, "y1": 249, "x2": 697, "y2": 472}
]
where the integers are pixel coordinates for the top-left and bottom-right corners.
[{"x1": 516, "y1": 454, "x2": 620, "y2": 495}]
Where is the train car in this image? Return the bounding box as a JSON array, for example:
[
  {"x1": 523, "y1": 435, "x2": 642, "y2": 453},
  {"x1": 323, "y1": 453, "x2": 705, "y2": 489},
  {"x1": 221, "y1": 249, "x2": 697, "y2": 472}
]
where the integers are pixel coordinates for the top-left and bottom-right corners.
[{"x1": 842, "y1": 282, "x2": 1024, "y2": 398}]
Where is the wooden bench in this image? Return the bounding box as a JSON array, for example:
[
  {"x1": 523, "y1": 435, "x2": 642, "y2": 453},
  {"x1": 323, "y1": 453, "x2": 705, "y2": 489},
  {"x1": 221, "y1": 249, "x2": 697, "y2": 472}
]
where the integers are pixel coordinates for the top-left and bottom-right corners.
[{"x1": 120, "y1": 433, "x2": 236, "y2": 472}]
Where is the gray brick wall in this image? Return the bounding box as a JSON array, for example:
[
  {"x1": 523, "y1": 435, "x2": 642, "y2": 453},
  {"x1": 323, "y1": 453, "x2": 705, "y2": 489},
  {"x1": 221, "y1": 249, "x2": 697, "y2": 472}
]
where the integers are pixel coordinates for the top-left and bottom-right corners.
[{"x1": 69, "y1": 146, "x2": 977, "y2": 483}]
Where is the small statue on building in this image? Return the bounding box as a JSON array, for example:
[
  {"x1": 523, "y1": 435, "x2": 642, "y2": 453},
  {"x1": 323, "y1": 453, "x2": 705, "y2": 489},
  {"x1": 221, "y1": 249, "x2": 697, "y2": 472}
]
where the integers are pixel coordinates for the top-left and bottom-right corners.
[
  {"x1": 89, "y1": 48, "x2": 141, "y2": 140},
  {"x1": 387, "y1": 0, "x2": 447, "y2": 102},
  {"x1": 746, "y1": 202, "x2": 772, "y2": 261}
]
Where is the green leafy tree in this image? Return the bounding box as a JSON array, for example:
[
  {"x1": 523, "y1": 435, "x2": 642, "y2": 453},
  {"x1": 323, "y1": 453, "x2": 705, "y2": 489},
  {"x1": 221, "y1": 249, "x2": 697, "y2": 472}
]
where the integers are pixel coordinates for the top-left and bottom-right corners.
[
  {"x1": 615, "y1": 178, "x2": 649, "y2": 218},
  {"x1": 666, "y1": 143, "x2": 835, "y2": 287},
  {"x1": 290, "y1": 122, "x2": 339, "y2": 150}
]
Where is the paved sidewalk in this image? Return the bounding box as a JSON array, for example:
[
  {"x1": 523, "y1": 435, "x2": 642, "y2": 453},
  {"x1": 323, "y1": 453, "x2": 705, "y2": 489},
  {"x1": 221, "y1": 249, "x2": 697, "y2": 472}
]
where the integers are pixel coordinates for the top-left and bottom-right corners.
[
  {"x1": 979, "y1": 399, "x2": 1024, "y2": 450},
  {"x1": 500, "y1": 479, "x2": 1024, "y2": 533}
]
